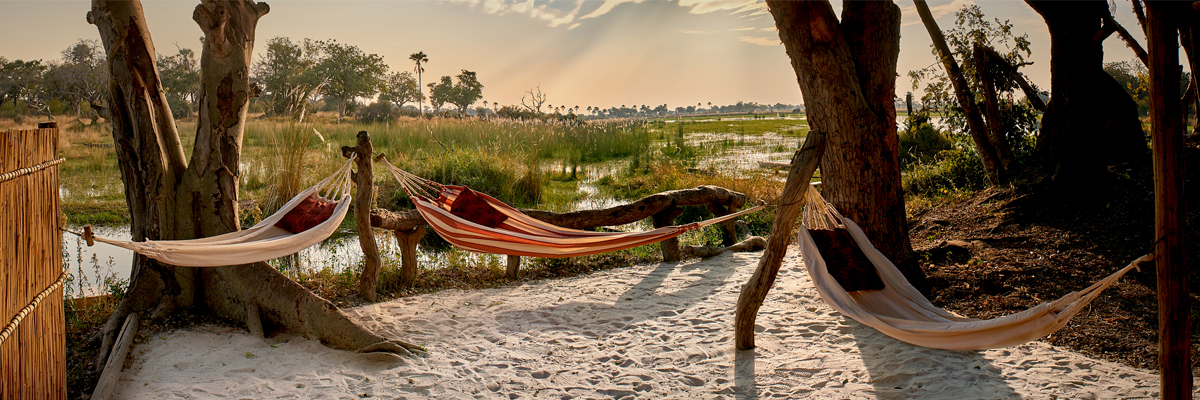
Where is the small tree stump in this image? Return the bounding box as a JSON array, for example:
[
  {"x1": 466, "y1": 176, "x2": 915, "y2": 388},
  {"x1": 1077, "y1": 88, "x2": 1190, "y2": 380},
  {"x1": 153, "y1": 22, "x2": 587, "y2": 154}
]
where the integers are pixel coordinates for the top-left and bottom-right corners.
[
  {"x1": 394, "y1": 226, "x2": 426, "y2": 285},
  {"x1": 506, "y1": 255, "x2": 521, "y2": 279},
  {"x1": 653, "y1": 205, "x2": 684, "y2": 261}
]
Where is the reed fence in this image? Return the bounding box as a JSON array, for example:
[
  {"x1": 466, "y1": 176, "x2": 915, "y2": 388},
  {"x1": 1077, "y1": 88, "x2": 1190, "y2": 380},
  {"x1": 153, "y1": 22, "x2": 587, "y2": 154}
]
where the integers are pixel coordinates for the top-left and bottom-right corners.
[{"x1": 1, "y1": 122, "x2": 66, "y2": 399}]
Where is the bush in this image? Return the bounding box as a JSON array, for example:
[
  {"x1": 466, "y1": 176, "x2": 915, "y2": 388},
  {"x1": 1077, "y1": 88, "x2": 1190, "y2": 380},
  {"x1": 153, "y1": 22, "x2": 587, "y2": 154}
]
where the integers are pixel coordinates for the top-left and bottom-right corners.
[
  {"x1": 898, "y1": 111, "x2": 952, "y2": 168},
  {"x1": 357, "y1": 101, "x2": 394, "y2": 123},
  {"x1": 902, "y1": 145, "x2": 988, "y2": 197}
]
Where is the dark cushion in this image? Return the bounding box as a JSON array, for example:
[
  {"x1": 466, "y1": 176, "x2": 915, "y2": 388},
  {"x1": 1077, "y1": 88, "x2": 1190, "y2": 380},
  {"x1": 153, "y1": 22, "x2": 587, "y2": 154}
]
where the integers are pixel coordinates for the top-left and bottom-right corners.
[
  {"x1": 275, "y1": 195, "x2": 338, "y2": 234},
  {"x1": 808, "y1": 228, "x2": 886, "y2": 292},
  {"x1": 449, "y1": 187, "x2": 509, "y2": 228}
]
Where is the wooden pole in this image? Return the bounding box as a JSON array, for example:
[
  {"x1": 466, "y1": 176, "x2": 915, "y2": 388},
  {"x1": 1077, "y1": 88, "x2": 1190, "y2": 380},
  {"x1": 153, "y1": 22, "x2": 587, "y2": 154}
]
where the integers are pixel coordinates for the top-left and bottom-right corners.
[
  {"x1": 345, "y1": 131, "x2": 383, "y2": 302},
  {"x1": 735, "y1": 130, "x2": 826, "y2": 350},
  {"x1": 1146, "y1": 2, "x2": 1191, "y2": 398}
]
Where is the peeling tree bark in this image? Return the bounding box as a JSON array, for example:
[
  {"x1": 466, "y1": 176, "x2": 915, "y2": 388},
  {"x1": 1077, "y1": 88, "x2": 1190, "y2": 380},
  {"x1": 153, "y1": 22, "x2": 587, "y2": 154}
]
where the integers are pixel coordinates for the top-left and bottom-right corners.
[{"x1": 87, "y1": 0, "x2": 417, "y2": 377}]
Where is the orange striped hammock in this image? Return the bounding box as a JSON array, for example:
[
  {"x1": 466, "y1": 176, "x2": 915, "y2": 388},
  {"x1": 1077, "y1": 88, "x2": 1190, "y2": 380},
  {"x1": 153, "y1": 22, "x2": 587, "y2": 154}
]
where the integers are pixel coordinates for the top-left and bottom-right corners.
[{"x1": 382, "y1": 158, "x2": 764, "y2": 258}]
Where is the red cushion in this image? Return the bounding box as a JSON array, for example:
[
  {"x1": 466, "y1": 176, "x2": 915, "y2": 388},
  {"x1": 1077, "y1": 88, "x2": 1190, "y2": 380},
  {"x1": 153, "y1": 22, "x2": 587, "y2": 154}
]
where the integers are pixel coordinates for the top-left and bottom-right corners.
[
  {"x1": 275, "y1": 195, "x2": 338, "y2": 234},
  {"x1": 808, "y1": 228, "x2": 886, "y2": 292},
  {"x1": 448, "y1": 187, "x2": 509, "y2": 228}
]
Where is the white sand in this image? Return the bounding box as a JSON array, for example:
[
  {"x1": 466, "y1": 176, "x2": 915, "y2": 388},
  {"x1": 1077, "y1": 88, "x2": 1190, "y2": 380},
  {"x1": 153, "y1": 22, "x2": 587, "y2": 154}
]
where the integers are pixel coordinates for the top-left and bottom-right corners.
[{"x1": 115, "y1": 251, "x2": 1187, "y2": 399}]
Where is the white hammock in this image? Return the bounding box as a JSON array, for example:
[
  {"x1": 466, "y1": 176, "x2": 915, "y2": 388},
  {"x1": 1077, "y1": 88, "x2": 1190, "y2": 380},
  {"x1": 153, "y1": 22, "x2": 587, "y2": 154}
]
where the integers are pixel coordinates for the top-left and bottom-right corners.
[
  {"x1": 799, "y1": 185, "x2": 1147, "y2": 350},
  {"x1": 81, "y1": 158, "x2": 356, "y2": 267}
]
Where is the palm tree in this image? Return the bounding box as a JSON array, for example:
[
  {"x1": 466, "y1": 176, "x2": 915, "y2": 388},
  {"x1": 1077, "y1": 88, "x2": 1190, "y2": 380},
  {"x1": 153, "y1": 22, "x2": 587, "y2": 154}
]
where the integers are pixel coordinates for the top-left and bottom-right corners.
[{"x1": 409, "y1": 51, "x2": 428, "y2": 115}]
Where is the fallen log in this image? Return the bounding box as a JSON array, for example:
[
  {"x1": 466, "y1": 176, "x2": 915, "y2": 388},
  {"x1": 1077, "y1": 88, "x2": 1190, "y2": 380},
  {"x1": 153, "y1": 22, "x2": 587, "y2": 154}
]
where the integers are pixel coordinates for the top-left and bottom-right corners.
[{"x1": 370, "y1": 185, "x2": 753, "y2": 274}]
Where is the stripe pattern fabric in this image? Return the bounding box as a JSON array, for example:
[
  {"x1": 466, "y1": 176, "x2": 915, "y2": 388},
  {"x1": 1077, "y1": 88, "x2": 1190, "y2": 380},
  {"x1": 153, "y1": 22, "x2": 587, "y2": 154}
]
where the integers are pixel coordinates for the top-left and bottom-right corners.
[{"x1": 413, "y1": 185, "x2": 764, "y2": 258}]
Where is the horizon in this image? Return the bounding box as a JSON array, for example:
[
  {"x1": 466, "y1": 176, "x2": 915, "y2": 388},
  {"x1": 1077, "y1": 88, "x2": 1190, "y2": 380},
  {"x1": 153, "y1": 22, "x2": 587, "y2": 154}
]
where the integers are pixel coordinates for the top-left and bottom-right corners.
[{"x1": 0, "y1": 0, "x2": 1158, "y2": 111}]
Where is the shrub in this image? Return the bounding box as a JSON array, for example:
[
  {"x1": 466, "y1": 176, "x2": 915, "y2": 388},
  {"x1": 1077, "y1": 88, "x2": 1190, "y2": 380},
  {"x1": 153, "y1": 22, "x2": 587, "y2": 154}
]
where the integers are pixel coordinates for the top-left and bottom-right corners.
[
  {"x1": 356, "y1": 102, "x2": 393, "y2": 123},
  {"x1": 898, "y1": 111, "x2": 952, "y2": 168},
  {"x1": 902, "y1": 145, "x2": 988, "y2": 197}
]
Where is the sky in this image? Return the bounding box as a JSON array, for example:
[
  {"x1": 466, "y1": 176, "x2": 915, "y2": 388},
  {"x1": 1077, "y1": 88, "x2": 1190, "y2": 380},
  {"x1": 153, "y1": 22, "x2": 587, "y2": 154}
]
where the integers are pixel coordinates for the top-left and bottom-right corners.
[{"x1": 0, "y1": 0, "x2": 1158, "y2": 111}]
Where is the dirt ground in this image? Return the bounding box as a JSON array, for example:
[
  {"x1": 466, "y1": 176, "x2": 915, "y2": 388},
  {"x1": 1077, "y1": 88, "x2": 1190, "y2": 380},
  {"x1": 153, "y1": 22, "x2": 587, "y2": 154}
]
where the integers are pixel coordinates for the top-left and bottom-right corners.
[{"x1": 908, "y1": 145, "x2": 1200, "y2": 373}]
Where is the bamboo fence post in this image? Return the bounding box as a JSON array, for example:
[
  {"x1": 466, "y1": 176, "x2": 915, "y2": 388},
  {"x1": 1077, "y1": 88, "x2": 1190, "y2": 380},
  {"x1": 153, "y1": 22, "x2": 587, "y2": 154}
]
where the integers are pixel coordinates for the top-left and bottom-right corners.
[
  {"x1": 1, "y1": 123, "x2": 65, "y2": 400},
  {"x1": 1146, "y1": 2, "x2": 1191, "y2": 398},
  {"x1": 734, "y1": 130, "x2": 826, "y2": 350}
]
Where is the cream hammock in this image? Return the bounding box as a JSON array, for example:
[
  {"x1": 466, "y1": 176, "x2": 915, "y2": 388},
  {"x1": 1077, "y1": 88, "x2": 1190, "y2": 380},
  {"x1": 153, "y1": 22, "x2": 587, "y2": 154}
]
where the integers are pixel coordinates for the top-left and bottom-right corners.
[
  {"x1": 799, "y1": 185, "x2": 1147, "y2": 350},
  {"x1": 78, "y1": 157, "x2": 356, "y2": 267}
]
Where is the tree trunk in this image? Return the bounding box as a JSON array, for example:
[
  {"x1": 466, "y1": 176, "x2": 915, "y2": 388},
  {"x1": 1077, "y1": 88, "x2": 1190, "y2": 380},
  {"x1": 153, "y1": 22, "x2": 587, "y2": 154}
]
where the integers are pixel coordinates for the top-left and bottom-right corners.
[
  {"x1": 1146, "y1": 2, "x2": 1191, "y2": 398},
  {"x1": 974, "y1": 44, "x2": 1016, "y2": 170},
  {"x1": 913, "y1": 0, "x2": 1007, "y2": 186},
  {"x1": 1026, "y1": 0, "x2": 1148, "y2": 193},
  {"x1": 766, "y1": 0, "x2": 925, "y2": 290},
  {"x1": 87, "y1": 0, "x2": 416, "y2": 376}
]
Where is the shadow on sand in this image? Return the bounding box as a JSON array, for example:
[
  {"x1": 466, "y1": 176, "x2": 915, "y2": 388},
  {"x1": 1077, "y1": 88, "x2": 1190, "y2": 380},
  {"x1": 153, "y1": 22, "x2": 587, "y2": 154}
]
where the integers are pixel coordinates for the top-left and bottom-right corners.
[{"x1": 849, "y1": 321, "x2": 1021, "y2": 399}]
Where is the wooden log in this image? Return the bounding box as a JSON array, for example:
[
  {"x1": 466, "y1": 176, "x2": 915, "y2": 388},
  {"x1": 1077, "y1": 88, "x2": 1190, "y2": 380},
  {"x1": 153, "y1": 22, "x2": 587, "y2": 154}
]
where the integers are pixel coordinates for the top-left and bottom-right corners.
[
  {"x1": 372, "y1": 185, "x2": 748, "y2": 232},
  {"x1": 91, "y1": 313, "x2": 139, "y2": 400},
  {"x1": 653, "y1": 205, "x2": 684, "y2": 261},
  {"x1": 394, "y1": 226, "x2": 425, "y2": 284},
  {"x1": 506, "y1": 255, "x2": 521, "y2": 279},
  {"x1": 734, "y1": 130, "x2": 826, "y2": 350},
  {"x1": 1146, "y1": 2, "x2": 1191, "y2": 398},
  {"x1": 344, "y1": 131, "x2": 382, "y2": 302}
]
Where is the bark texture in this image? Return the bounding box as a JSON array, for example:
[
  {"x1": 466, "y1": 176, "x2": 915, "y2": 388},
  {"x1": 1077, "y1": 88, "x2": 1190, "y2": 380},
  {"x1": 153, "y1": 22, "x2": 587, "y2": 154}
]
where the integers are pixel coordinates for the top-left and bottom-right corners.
[
  {"x1": 87, "y1": 0, "x2": 416, "y2": 375},
  {"x1": 1146, "y1": 2, "x2": 1191, "y2": 397},
  {"x1": 1026, "y1": 0, "x2": 1148, "y2": 192},
  {"x1": 766, "y1": 0, "x2": 924, "y2": 290}
]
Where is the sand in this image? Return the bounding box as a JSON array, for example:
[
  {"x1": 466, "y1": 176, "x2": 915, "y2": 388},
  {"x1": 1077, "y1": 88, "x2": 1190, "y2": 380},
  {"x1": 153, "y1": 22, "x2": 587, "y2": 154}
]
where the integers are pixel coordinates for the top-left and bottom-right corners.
[{"x1": 114, "y1": 251, "x2": 1188, "y2": 399}]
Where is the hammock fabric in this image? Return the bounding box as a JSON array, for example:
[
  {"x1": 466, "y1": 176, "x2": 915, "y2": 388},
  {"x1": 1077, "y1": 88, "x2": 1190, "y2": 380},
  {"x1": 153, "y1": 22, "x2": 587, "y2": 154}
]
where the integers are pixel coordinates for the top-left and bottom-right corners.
[
  {"x1": 798, "y1": 185, "x2": 1147, "y2": 350},
  {"x1": 79, "y1": 157, "x2": 356, "y2": 267},
  {"x1": 381, "y1": 158, "x2": 765, "y2": 258}
]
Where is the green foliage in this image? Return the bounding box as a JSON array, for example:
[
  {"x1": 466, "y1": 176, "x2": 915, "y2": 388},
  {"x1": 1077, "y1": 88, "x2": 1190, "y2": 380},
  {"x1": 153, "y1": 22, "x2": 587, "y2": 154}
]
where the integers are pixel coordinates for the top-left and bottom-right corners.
[
  {"x1": 898, "y1": 111, "x2": 952, "y2": 168},
  {"x1": 158, "y1": 47, "x2": 199, "y2": 119},
  {"x1": 356, "y1": 101, "x2": 394, "y2": 123},
  {"x1": 902, "y1": 145, "x2": 988, "y2": 197},
  {"x1": 379, "y1": 71, "x2": 422, "y2": 110},
  {"x1": 314, "y1": 39, "x2": 387, "y2": 118},
  {"x1": 253, "y1": 37, "x2": 324, "y2": 118},
  {"x1": 427, "y1": 70, "x2": 483, "y2": 114},
  {"x1": 908, "y1": 4, "x2": 1039, "y2": 141}
]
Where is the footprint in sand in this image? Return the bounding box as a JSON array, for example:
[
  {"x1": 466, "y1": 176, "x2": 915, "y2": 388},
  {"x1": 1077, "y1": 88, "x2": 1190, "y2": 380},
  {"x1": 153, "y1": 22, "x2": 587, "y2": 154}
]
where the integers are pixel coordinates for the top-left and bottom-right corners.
[{"x1": 530, "y1": 370, "x2": 552, "y2": 379}]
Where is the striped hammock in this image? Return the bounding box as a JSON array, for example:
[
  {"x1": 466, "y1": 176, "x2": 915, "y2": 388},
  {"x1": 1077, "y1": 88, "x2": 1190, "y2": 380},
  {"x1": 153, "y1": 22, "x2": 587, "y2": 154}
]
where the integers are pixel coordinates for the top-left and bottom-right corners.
[
  {"x1": 74, "y1": 157, "x2": 356, "y2": 267},
  {"x1": 382, "y1": 158, "x2": 764, "y2": 258},
  {"x1": 799, "y1": 185, "x2": 1146, "y2": 350}
]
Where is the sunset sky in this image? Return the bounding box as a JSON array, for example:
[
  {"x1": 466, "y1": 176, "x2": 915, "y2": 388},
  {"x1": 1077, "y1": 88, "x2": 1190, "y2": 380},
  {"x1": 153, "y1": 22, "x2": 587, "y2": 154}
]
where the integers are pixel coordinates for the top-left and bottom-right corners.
[{"x1": 0, "y1": 0, "x2": 1153, "y2": 111}]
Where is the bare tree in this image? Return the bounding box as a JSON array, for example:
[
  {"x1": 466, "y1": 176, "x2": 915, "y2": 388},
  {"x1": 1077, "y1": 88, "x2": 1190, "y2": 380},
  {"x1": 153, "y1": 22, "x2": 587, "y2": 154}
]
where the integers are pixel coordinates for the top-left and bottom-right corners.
[{"x1": 520, "y1": 85, "x2": 548, "y2": 114}]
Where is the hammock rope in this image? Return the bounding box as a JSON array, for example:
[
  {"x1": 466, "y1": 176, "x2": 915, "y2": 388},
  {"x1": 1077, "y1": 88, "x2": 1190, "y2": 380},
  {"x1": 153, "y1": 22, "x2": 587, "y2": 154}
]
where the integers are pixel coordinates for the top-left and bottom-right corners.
[{"x1": 799, "y1": 184, "x2": 1147, "y2": 350}]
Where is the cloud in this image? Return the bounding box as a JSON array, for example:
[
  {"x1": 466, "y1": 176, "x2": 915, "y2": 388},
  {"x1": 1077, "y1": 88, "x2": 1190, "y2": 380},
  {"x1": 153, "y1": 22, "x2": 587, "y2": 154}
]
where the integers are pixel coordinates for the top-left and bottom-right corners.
[
  {"x1": 680, "y1": 29, "x2": 719, "y2": 34},
  {"x1": 578, "y1": 0, "x2": 644, "y2": 20},
  {"x1": 678, "y1": 0, "x2": 763, "y2": 15},
  {"x1": 898, "y1": 0, "x2": 975, "y2": 27},
  {"x1": 447, "y1": 0, "x2": 772, "y2": 33},
  {"x1": 729, "y1": 27, "x2": 755, "y2": 31},
  {"x1": 738, "y1": 35, "x2": 778, "y2": 46}
]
